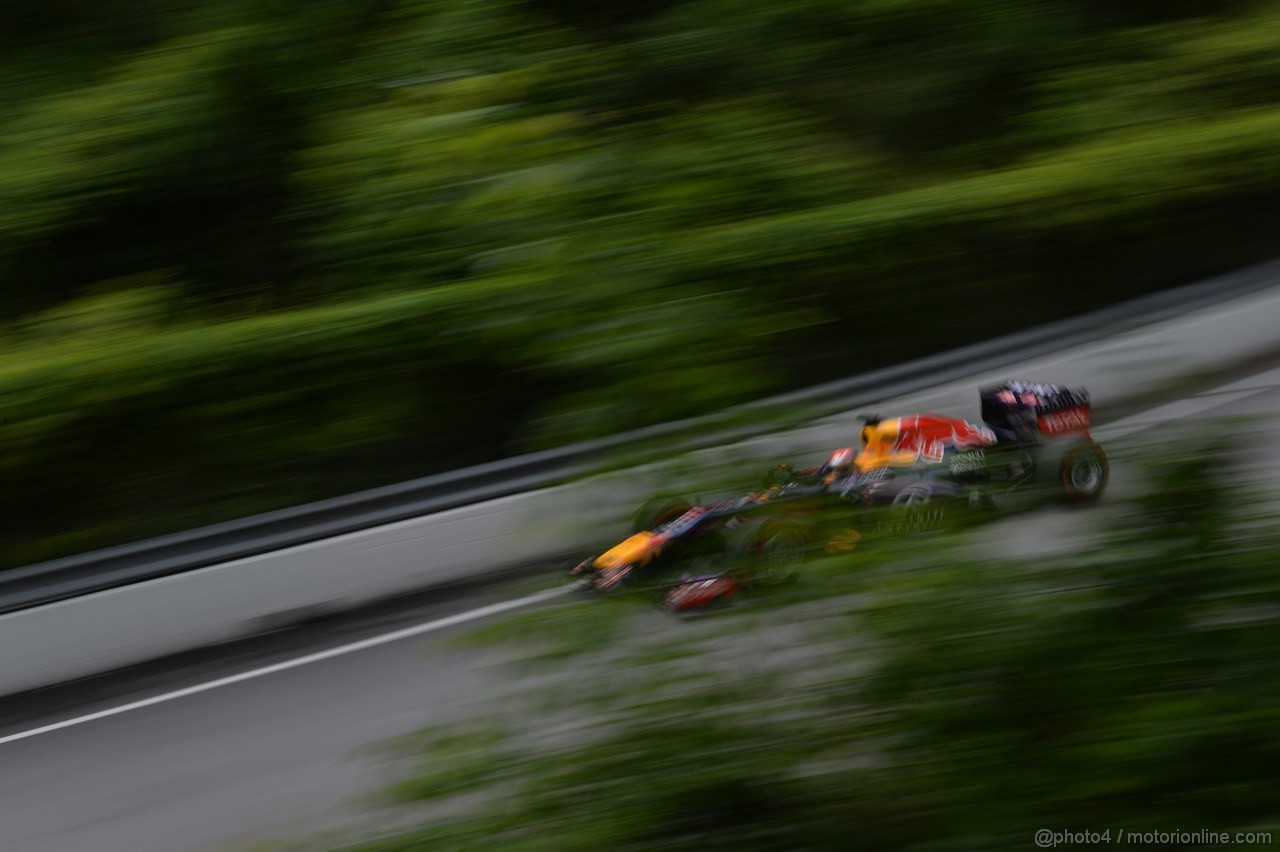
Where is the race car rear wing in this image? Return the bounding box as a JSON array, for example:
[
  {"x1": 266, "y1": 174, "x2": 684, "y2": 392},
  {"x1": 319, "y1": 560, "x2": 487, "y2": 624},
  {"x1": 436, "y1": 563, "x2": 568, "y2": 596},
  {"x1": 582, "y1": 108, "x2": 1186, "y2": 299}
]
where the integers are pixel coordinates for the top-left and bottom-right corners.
[{"x1": 980, "y1": 381, "x2": 1092, "y2": 436}]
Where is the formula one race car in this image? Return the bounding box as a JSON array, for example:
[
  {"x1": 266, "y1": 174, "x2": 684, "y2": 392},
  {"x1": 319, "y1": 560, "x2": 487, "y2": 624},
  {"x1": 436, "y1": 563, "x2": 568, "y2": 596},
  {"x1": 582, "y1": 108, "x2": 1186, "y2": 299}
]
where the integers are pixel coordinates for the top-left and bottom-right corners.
[
  {"x1": 570, "y1": 381, "x2": 1108, "y2": 610},
  {"x1": 847, "y1": 380, "x2": 1108, "y2": 512},
  {"x1": 570, "y1": 481, "x2": 850, "y2": 609}
]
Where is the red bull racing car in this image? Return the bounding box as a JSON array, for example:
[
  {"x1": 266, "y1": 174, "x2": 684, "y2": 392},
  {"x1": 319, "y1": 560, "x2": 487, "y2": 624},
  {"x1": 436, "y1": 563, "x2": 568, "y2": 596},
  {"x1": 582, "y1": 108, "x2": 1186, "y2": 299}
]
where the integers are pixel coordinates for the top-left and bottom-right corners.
[
  {"x1": 839, "y1": 381, "x2": 1106, "y2": 509},
  {"x1": 571, "y1": 381, "x2": 1109, "y2": 610}
]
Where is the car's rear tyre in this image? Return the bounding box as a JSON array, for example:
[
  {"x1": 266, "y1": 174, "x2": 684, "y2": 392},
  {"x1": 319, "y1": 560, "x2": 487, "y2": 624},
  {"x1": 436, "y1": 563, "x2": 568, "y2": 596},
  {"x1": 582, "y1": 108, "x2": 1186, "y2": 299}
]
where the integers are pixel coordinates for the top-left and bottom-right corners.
[
  {"x1": 873, "y1": 480, "x2": 958, "y2": 534},
  {"x1": 1041, "y1": 439, "x2": 1109, "y2": 502}
]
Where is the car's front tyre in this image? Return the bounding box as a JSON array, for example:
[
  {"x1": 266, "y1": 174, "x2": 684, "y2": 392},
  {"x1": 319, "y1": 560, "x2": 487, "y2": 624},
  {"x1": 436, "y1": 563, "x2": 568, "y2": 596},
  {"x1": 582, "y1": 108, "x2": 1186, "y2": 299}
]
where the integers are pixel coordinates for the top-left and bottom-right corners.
[{"x1": 727, "y1": 517, "x2": 810, "y2": 587}]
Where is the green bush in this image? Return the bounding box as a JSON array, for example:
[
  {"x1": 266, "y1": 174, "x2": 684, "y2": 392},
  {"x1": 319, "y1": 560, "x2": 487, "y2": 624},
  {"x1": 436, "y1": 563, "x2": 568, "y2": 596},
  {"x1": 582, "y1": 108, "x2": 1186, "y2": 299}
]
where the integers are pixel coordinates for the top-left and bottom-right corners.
[{"x1": 339, "y1": 446, "x2": 1280, "y2": 851}]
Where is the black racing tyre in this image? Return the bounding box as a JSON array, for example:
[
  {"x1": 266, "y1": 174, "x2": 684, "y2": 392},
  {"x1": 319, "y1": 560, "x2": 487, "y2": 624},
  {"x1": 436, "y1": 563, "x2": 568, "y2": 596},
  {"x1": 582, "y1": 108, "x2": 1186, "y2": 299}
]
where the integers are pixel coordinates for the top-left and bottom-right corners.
[
  {"x1": 632, "y1": 495, "x2": 697, "y2": 533},
  {"x1": 878, "y1": 479, "x2": 958, "y2": 533},
  {"x1": 727, "y1": 517, "x2": 811, "y2": 586},
  {"x1": 1041, "y1": 439, "x2": 1109, "y2": 502}
]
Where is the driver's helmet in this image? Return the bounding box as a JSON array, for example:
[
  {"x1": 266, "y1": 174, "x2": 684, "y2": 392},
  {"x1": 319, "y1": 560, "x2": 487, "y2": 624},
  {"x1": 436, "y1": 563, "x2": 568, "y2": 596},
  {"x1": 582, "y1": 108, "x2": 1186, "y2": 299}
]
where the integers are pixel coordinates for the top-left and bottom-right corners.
[{"x1": 859, "y1": 418, "x2": 900, "y2": 464}]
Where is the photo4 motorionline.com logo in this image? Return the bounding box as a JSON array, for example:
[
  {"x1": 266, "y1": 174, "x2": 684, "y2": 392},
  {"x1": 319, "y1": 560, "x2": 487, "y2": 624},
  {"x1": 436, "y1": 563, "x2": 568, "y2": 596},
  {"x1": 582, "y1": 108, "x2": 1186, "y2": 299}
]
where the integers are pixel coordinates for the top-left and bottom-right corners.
[{"x1": 1034, "y1": 828, "x2": 1273, "y2": 847}]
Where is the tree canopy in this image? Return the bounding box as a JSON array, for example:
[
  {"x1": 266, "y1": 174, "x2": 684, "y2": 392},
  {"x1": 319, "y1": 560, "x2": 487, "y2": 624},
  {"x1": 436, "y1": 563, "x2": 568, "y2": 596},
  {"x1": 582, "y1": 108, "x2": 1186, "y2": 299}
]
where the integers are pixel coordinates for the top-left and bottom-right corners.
[{"x1": 3, "y1": 0, "x2": 1280, "y2": 564}]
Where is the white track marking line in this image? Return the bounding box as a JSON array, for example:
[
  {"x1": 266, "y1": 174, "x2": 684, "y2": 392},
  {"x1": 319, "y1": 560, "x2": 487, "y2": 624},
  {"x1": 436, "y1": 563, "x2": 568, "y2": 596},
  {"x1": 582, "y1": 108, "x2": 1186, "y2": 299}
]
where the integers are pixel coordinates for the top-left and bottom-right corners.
[
  {"x1": 0, "y1": 584, "x2": 575, "y2": 746},
  {"x1": 1212, "y1": 365, "x2": 1280, "y2": 394},
  {"x1": 1099, "y1": 387, "x2": 1272, "y2": 441}
]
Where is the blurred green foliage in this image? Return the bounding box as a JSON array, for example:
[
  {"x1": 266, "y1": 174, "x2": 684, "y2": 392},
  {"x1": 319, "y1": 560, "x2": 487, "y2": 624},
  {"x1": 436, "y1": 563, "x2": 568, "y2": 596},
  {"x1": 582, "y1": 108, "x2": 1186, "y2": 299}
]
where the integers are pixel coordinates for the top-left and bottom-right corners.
[
  {"x1": 339, "y1": 448, "x2": 1280, "y2": 851},
  {"x1": 3, "y1": 0, "x2": 1280, "y2": 564}
]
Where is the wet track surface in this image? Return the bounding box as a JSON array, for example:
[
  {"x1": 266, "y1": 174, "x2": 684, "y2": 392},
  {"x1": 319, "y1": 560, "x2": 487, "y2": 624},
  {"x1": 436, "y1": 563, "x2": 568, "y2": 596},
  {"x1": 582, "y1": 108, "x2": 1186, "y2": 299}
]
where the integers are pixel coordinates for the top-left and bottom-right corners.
[{"x1": 3, "y1": 365, "x2": 1280, "y2": 851}]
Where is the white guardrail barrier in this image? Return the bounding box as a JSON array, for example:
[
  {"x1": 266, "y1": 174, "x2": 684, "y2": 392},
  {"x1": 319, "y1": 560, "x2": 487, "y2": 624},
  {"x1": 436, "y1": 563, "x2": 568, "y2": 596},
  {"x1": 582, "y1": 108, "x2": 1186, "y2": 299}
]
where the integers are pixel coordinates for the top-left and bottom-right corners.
[{"x1": 2, "y1": 275, "x2": 1280, "y2": 696}]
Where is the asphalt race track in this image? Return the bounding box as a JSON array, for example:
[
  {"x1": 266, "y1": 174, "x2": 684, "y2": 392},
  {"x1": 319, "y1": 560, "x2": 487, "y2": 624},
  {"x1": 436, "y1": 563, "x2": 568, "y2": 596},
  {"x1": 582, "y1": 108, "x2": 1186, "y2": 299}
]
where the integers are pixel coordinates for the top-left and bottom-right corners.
[{"x1": 3, "y1": 363, "x2": 1280, "y2": 852}]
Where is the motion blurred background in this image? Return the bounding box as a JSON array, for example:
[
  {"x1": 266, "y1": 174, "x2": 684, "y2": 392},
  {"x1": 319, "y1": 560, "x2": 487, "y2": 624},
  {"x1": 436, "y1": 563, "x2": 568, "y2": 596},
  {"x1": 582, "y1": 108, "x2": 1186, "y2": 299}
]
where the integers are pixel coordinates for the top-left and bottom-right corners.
[
  {"x1": 5, "y1": 4, "x2": 1280, "y2": 851},
  {"x1": 3, "y1": 0, "x2": 1279, "y2": 568}
]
